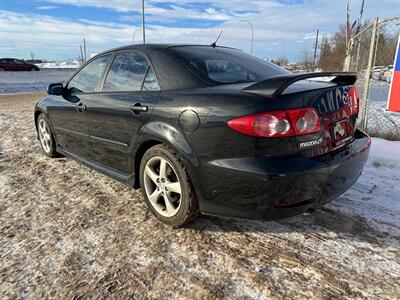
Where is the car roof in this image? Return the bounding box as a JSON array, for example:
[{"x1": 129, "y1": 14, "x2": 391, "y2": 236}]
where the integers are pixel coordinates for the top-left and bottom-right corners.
[
  {"x1": 90, "y1": 44, "x2": 241, "y2": 91},
  {"x1": 98, "y1": 43, "x2": 239, "y2": 55}
]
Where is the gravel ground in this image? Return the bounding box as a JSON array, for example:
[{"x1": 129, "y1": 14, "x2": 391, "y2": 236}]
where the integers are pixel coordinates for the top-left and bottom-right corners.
[{"x1": 0, "y1": 93, "x2": 399, "y2": 299}]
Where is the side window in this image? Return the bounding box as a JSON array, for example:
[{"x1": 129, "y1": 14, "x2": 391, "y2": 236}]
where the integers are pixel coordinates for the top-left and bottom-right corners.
[
  {"x1": 103, "y1": 52, "x2": 149, "y2": 92},
  {"x1": 142, "y1": 67, "x2": 160, "y2": 91},
  {"x1": 68, "y1": 54, "x2": 111, "y2": 93}
]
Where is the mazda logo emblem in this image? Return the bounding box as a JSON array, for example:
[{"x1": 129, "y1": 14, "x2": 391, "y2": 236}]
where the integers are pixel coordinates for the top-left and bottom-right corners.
[{"x1": 342, "y1": 92, "x2": 349, "y2": 104}]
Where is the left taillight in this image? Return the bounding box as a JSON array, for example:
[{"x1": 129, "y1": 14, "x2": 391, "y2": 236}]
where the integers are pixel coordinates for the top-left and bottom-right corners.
[{"x1": 227, "y1": 108, "x2": 321, "y2": 138}]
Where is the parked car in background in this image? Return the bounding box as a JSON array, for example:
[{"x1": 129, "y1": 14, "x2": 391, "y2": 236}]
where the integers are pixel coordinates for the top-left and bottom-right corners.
[
  {"x1": 0, "y1": 58, "x2": 40, "y2": 71},
  {"x1": 382, "y1": 66, "x2": 393, "y2": 83},
  {"x1": 378, "y1": 66, "x2": 392, "y2": 81},
  {"x1": 372, "y1": 66, "x2": 385, "y2": 80},
  {"x1": 34, "y1": 44, "x2": 370, "y2": 227}
]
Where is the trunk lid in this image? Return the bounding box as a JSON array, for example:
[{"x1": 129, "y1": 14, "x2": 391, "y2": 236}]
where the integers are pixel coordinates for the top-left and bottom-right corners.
[
  {"x1": 241, "y1": 73, "x2": 359, "y2": 157},
  {"x1": 296, "y1": 83, "x2": 359, "y2": 157}
]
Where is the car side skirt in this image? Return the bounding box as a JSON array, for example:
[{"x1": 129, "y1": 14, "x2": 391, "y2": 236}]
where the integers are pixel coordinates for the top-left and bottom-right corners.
[{"x1": 56, "y1": 146, "x2": 136, "y2": 188}]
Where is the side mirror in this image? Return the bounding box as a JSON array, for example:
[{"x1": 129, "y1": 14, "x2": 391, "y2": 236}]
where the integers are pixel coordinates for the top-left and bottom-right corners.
[{"x1": 47, "y1": 83, "x2": 64, "y2": 96}]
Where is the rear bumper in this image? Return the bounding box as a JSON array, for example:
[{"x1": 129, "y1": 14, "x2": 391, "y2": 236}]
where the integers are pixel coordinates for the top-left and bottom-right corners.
[{"x1": 195, "y1": 129, "x2": 371, "y2": 220}]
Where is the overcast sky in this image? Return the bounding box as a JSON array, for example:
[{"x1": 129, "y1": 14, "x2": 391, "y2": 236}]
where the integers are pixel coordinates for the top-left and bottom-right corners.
[{"x1": 0, "y1": 0, "x2": 397, "y2": 61}]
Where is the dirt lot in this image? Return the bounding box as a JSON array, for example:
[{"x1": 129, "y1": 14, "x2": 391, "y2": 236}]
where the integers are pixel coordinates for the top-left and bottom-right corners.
[{"x1": 0, "y1": 93, "x2": 399, "y2": 299}]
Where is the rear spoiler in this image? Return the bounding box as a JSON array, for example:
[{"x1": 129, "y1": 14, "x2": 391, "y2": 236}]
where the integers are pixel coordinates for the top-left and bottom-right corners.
[{"x1": 242, "y1": 72, "x2": 357, "y2": 98}]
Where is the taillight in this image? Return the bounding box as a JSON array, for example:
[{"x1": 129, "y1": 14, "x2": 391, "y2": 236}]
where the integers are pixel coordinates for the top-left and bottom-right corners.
[
  {"x1": 287, "y1": 108, "x2": 320, "y2": 135},
  {"x1": 349, "y1": 86, "x2": 359, "y2": 116},
  {"x1": 227, "y1": 108, "x2": 321, "y2": 138}
]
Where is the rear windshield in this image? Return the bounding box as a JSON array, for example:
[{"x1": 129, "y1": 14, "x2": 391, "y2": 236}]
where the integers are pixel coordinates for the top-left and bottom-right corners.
[{"x1": 170, "y1": 46, "x2": 290, "y2": 84}]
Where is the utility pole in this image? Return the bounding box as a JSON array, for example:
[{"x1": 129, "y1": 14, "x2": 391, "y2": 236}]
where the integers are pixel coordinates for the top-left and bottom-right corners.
[
  {"x1": 240, "y1": 19, "x2": 254, "y2": 55},
  {"x1": 142, "y1": 0, "x2": 146, "y2": 44},
  {"x1": 345, "y1": 0, "x2": 350, "y2": 50},
  {"x1": 83, "y1": 38, "x2": 87, "y2": 62},
  {"x1": 133, "y1": 29, "x2": 137, "y2": 45},
  {"x1": 313, "y1": 29, "x2": 319, "y2": 71},
  {"x1": 80, "y1": 45, "x2": 84, "y2": 64}
]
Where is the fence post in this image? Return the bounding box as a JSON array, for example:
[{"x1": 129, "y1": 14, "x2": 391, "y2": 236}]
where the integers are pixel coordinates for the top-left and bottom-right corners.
[
  {"x1": 354, "y1": 37, "x2": 362, "y2": 71},
  {"x1": 361, "y1": 17, "x2": 379, "y2": 131}
]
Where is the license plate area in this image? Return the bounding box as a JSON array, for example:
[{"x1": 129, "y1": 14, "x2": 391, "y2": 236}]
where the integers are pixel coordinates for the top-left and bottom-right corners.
[{"x1": 331, "y1": 119, "x2": 350, "y2": 146}]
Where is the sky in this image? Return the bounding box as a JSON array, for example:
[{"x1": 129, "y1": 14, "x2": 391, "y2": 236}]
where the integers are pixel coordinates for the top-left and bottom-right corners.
[{"x1": 0, "y1": 0, "x2": 398, "y2": 61}]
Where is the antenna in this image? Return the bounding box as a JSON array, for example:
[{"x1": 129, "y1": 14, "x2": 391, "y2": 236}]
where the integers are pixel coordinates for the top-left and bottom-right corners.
[{"x1": 211, "y1": 30, "x2": 223, "y2": 48}]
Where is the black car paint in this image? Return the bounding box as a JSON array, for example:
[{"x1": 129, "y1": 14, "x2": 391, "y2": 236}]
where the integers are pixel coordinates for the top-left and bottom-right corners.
[{"x1": 34, "y1": 44, "x2": 371, "y2": 220}]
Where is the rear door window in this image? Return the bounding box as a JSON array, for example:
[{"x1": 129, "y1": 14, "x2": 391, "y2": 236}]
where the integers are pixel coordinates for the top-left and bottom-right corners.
[
  {"x1": 142, "y1": 67, "x2": 160, "y2": 91},
  {"x1": 68, "y1": 54, "x2": 112, "y2": 93},
  {"x1": 103, "y1": 52, "x2": 152, "y2": 92}
]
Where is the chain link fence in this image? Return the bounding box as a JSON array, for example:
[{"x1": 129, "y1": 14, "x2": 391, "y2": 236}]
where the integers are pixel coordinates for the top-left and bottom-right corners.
[{"x1": 345, "y1": 16, "x2": 400, "y2": 140}]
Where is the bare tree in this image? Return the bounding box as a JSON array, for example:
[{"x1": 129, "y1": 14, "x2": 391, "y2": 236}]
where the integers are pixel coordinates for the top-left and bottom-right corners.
[
  {"x1": 317, "y1": 25, "x2": 348, "y2": 71},
  {"x1": 274, "y1": 57, "x2": 289, "y2": 66},
  {"x1": 299, "y1": 47, "x2": 314, "y2": 72},
  {"x1": 30, "y1": 52, "x2": 35, "y2": 61}
]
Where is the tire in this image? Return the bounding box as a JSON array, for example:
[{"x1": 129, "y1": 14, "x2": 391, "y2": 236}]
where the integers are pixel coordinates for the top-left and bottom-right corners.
[
  {"x1": 139, "y1": 144, "x2": 199, "y2": 227},
  {"x1": 37, "y1": 113, "x2": 59, "y2": 157},
  {"x1": 0, "y1": 67, "x2": 5, "y2": 71},
  {"x1": 30, "y1": 67, "x2": 38, "y2": 71}
]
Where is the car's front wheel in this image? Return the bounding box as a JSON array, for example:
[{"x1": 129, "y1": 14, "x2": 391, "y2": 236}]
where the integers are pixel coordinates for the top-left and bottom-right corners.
[
  {"x1": 139, "y1": 144, "x2": 199, "y2": 227},
  {"x1": 37, "y1": 114, "x2": 58, "y2": 157}
]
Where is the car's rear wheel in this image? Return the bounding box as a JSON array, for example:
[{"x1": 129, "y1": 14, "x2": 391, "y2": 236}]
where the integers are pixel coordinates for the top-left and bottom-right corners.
[
  {"x1": 37, "y1": 114, "x2": 58, "y2": 157},
  {"x1": 0, "y1": 67, "x2": 5, "y2": 71},
  {"x1": 139, "y1": 144, "x2": 199, "y2": 227}
]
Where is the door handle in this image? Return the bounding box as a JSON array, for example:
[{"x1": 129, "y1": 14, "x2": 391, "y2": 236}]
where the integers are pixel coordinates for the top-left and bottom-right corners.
[
  {"x1": 130, "y1": 103, "x2": 148, "y2": 114},
  {"x1": 76, "y1": 102, "x2": 86, "y2": 112}
]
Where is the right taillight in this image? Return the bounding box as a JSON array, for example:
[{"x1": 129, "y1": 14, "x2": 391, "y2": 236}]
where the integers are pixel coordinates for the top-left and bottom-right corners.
[
  {"x1": 227, "y1": 108, "x2": 321, "y2": 138},
  {"x1": 349, "y1": 86, "x2": 359, "y2": 116}
]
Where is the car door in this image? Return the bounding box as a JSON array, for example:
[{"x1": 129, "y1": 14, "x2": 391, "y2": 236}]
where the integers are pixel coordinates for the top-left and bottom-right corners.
[
  {"x1": 0, "y1": 59, "x2": 9, "y2": 70},
  {"x1": 86, "y1": 51, "x2": 160, "y2": 174},
  {"x1": 48, "y1": 54, "x2": 112, "y2": 158},
  {"x1": 5, "y1": 59, "x2": 17, "y2": 71},
  {"x1": 11, "y1": 59, "x2": 24, "y2": 71}
]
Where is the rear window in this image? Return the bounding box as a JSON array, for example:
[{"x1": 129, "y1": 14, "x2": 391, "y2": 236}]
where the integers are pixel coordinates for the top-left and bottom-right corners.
[{"x1": 170, "y1": 46, "x2": 289, "y2": 84}]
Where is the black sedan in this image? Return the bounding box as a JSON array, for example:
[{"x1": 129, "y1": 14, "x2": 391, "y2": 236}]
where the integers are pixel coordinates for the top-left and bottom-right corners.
[
  {"x1": 34, "y1": 44, "x2": 371, "y2": 227},
  {"x1": 0, "y1": 58, "x2": 40, "y2": 71}
]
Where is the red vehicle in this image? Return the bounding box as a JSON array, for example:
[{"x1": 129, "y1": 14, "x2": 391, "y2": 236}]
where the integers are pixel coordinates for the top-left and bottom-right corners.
[{"x1": 0, "y1": 58, "x2": 40, "y2": 71}]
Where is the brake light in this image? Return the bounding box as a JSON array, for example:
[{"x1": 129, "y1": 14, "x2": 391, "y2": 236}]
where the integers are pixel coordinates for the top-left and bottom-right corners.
[
  {"x1": 287, "y1": 108, "x2": 320, "y2": 135},
  {"x1": 227, "y1": 108, "x2": 321, "y2": 138},
  {"x1": 349, "y1": 86, "x2": 360, "y2": 116}
]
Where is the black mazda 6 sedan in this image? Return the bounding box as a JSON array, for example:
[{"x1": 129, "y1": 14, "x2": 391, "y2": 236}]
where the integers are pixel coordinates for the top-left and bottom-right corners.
[{"x1": 34, "y1": 44, "x2": 371, "y2": 227}]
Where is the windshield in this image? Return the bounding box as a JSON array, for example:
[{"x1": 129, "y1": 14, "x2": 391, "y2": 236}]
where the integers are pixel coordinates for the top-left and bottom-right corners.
[{"x1": 170, "y1": 46, "x2": 290, "y2": 84}]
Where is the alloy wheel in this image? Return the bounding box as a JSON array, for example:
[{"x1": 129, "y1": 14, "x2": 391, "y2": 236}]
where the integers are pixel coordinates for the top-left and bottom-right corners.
[
  {"x1": 143, "y1": 156, "x2": 182, "y2": 217},
  {"x1": 38, "y1": 119, "x2": 52, "y2": 153}
]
